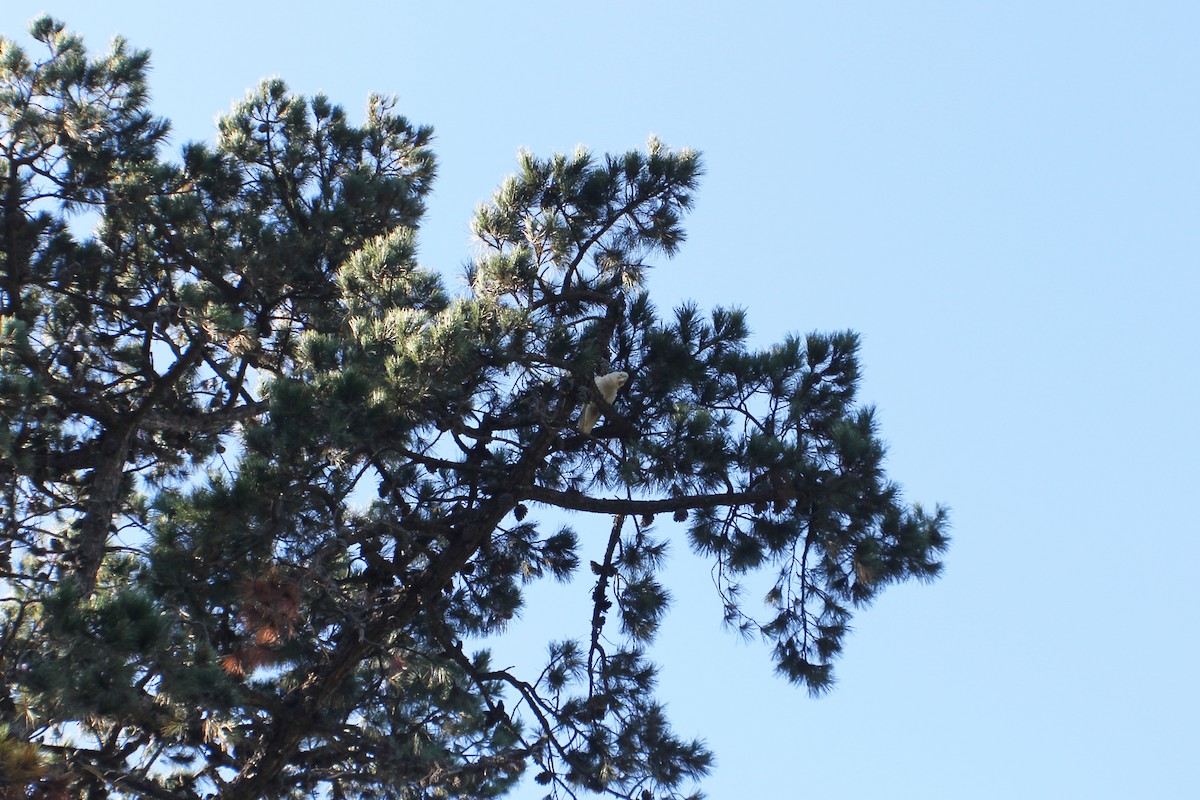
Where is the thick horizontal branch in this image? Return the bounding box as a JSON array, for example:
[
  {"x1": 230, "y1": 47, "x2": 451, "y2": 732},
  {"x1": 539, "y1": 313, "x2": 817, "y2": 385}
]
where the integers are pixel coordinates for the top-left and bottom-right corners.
[
  {"x1": 528, "y1": 287, "x2": 616, "y2": 311},
  {"x1": 521, "y1": 484, "x2": 780, "y2": 515},
  {"x1": 142, "y1": 400, "x2": 267, "y2": 434}
]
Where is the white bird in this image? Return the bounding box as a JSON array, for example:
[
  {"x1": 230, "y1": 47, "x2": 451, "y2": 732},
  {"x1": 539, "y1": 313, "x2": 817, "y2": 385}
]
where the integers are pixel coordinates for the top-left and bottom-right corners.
[{"x1": 579, "y1": 371, "x2": 629, "y2": 435}]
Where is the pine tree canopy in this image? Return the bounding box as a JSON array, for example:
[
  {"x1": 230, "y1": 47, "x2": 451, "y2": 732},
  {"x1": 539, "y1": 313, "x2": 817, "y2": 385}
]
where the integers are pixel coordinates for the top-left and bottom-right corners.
[{"x1": 0, "y1": 18, "x2": 949, "y2": 800}]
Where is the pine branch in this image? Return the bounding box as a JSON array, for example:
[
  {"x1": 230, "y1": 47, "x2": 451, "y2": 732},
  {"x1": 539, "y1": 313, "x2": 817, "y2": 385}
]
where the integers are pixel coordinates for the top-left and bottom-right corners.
[
  {"x1": 141, "y1": 400, "x2": 266, "y2": 434},
  {"x1": 588, "y1": 514, "x2": 624, "y2": 693},
  {"x1": 69, "y1": 333, "x2": 210, "y2": 591},
  {"x1": 522, "y1": 484, "x2": 785, "y2": 516}
]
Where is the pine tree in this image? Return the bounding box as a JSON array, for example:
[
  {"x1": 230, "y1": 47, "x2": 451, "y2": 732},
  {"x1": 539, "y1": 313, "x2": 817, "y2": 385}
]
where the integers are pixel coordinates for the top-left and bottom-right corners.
[{"x1": 0, "y1": 18, "x2": 949, "y2": 800}]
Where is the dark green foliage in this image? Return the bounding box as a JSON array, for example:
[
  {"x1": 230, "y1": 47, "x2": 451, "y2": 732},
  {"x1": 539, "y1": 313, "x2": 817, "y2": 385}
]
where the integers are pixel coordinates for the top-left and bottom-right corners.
[{"x1": 0, "y1": 17, "x2": 948, "y2": 800}]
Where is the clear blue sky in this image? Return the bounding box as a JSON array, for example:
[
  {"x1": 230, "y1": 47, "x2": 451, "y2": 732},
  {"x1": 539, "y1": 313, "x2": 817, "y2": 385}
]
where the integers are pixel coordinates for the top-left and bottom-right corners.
[{"x1": 4, "y1": 2, "x2": 1198, "y2": 797}]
